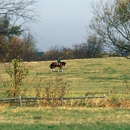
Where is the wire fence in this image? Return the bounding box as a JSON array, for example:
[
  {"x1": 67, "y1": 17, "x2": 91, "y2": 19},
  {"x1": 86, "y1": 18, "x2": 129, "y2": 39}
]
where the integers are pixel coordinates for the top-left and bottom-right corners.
[{"x1": 0, "y1": 95, "x2": 106, "y2": 107}]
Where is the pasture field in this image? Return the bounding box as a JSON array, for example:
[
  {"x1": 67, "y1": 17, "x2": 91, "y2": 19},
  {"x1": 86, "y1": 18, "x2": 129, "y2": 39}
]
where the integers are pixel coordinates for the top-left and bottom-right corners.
[
  {"x1": 0, "y1": 57, "x2": 130, "y2": 98},
  {"x1": 0, "y1": 57, "x2": 130, "y2": 129},
  {"x1": 0, "y1": 107, "x2": 130, "y2": 130}
]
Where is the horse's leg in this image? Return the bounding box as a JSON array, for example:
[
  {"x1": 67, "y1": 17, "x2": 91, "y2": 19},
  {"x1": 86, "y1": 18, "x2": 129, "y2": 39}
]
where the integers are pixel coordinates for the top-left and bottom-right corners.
[
  {"x1": 58, "y1": 66, "x2": 63, "y2": 72},
  {"x1": 51, "y1": 68, "x2": 54, "y2": 72},
  {"x1": 51, "y1": 66, "x2": 55, "y2": 72},
  {"x1": 54, "y1": 66, "x2": 56, "y2": 71},
  {"x1": 58, "y1": 67, "x2": 61, "y2": 72},
  {"x1": 52, "y1": 67, "x2": 56, "y2": 71}
]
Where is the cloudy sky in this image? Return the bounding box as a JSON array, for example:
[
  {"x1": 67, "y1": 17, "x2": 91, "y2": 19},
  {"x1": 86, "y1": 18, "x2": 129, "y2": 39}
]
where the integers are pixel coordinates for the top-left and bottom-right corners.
[{"x1": 32, "y1": 0, "x2": 100, "y2": 51}]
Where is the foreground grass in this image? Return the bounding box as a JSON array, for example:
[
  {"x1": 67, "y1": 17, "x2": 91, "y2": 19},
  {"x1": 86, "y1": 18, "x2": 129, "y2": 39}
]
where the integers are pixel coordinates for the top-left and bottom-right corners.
[
  {"x1": 0, "y1": 123, "x2": 130, "y2": 130},
  {"x1": 0, "y1": 107, "x2": 130, "y2": 130}
]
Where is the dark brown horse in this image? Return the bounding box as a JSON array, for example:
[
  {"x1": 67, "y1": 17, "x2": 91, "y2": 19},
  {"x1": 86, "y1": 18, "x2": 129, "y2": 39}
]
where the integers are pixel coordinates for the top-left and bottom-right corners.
[{"x1": 50, "y1": 62, "x2": 66, "y2": 72}]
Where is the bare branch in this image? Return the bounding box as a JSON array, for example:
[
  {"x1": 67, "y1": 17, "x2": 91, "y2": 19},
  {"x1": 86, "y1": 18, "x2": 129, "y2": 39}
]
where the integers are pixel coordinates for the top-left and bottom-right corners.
[
  {"x1": 0, "y1": 0, "x2": 38, "y2": 32},
  {"x1": 89, "y1": 0, "x2": 130, "y2": 57}
]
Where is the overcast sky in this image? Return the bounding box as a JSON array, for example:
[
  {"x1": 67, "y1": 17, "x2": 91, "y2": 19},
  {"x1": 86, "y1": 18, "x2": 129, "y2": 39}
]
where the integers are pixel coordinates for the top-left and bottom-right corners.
[{"x1": 32, "y1": 0, "x2": 100, "y2": 51}]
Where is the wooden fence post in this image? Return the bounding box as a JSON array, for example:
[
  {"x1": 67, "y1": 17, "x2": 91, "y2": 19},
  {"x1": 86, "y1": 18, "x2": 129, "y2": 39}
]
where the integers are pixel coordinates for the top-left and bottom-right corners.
[
  {"x1": 19, "y1": 96, "x2": 22, "y2": 107},
  {"x1": 61, "y1": 97, "x2": 64, "y2": 106}
]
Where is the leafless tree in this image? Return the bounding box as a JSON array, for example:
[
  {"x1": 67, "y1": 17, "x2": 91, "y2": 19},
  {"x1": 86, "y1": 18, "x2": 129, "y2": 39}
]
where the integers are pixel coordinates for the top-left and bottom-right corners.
[
  {"x1": 89, "y1": 0, "x2": 130, "y2": 58},
  {"x1": 61, "y1": 47, "x2": 74, "y2": 59},
  {"x1": 22, "y1": 32, "x2": 38, "y2": 61},
  {"x1": 43, "y1": 45, "x2": 62, "y2": 60},
  {"x1": 0, "y1": 0, "x2": 38, "y2": 61},
  {"x1": 43, "y1": 45, "x2": 74, "y2": 60},
  {"x1": 0, "y1": 0, "x2": 38, "y2": 36},
  {"x1": 72, "y1": 34, "x2": 104, "y2": 58}
]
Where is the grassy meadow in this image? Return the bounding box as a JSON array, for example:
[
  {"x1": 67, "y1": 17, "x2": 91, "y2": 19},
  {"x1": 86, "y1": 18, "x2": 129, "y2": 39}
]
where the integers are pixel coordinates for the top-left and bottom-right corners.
[
  {"x1": 0, "y1": 57, "x2": 130, "y2": 129},
  {"x1": 0, "y1": 57, "x2": 130, "y2": 98},
  {"x1": 0, "y1": 107, "x2": 130, "y2": 130}
]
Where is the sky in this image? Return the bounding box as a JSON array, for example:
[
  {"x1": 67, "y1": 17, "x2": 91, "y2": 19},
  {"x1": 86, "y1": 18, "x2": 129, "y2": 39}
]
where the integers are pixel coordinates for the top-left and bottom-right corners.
[{"x1": 32, "y1": 0, "x2": 100, "y2": 51}]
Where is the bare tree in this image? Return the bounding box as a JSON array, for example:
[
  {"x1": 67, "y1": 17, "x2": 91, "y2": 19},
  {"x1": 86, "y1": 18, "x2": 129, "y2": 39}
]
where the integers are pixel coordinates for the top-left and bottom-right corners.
[
  {"x1": 86, "y1": 34, "x2": 104, "y2": 58},
  {"x1": 0, "y1": 0, "x2": 38, "y2": 36},
  {"x1": 72, "y1": 34, "x2": 104, "y2": 58},
  {"x1": 0, "y1": 0, "x2": 38, "y2": 61},
  {"x1": 61, "y1": 47, "x2": 74, "y2": 59},
  {"x1": 43, "y1": 45, "x2": 74, "y2": 60},
  {"x1": 43, "y1": 45, "x2": 63, "y2": 60},
  {"x1": 72, "y1": 43, "x2": 87, "y2": 59},
  {"x1": 89, "y1": 0, "x2": 130, "y2": 58},
  {"x1": 22, "y1": 32, "x2": 38, "y2": 61}
]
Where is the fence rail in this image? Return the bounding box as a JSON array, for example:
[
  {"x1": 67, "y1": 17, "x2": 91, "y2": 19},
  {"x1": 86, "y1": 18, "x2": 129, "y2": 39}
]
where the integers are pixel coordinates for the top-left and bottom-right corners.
[{"x1": 0, "y1": 95, "x2": 106, "y2": 107}]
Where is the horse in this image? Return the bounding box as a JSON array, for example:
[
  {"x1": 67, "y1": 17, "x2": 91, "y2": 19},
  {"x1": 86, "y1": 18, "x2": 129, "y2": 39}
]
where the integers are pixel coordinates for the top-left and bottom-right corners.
[{"x1": 50, "y1": 62, "x2": 66, "y2": 72}]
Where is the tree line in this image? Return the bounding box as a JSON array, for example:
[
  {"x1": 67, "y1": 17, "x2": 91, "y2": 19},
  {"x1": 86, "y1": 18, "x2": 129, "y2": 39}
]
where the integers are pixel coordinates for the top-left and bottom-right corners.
[{"x1": 0, "y1": 0, "x2": 129, "y2": 62}]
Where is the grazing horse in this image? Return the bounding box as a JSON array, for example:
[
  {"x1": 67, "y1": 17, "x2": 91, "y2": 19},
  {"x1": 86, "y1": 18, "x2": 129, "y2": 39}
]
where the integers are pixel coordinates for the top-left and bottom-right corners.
[{"x1": 50, "y1": 62, "x2": 66, "y2": 72}]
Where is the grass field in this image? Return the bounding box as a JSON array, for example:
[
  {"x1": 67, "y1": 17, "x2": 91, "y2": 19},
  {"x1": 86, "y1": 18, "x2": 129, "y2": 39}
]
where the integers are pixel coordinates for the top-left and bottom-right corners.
[
  {"x1": 0, "y1": 57, "x2": 130, "y2": 98},
  {"x1": 0, "y1": 57, "x2": 130, "y2": 129},
  {"x1": 0, "y1": 107, "x2": 130, "y2": 130}
]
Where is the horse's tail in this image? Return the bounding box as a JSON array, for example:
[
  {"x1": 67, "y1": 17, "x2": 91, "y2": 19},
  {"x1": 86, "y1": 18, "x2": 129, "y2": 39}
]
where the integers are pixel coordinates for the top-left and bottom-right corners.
[{"x1": 50, "y1": 63, "x2": 52, "y2": 69}]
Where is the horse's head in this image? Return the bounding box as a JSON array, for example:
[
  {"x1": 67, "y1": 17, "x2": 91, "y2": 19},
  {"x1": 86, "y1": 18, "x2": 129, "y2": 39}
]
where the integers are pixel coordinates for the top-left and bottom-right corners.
[{"x1": 61, "y1": 62, "x2": 66, "y2": 66}]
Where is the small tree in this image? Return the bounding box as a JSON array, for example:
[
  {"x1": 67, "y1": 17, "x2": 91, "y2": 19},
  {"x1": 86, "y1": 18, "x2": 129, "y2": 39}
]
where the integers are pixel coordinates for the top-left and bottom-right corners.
[{"x1": 5, "y1": 58, "x2": 31, "y2": 97}]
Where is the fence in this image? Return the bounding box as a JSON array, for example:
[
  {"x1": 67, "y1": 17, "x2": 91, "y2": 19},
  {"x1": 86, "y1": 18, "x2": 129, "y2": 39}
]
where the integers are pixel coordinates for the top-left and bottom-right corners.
[{"x1": 0, "y1": 95, "x2": 106, "y2": 107}]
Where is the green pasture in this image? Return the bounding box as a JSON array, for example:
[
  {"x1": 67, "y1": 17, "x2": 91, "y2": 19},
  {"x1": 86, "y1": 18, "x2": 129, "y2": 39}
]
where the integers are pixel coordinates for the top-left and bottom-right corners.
[
  {"x1": 0, "y1": 57, "x2": 130, "y2": 130},
  {"x1": 0, "y1": 57, "x2": 130, "y2": 98},
  {"x1": 0, "y1": 107, "x2": 130, "y2": 130}
]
